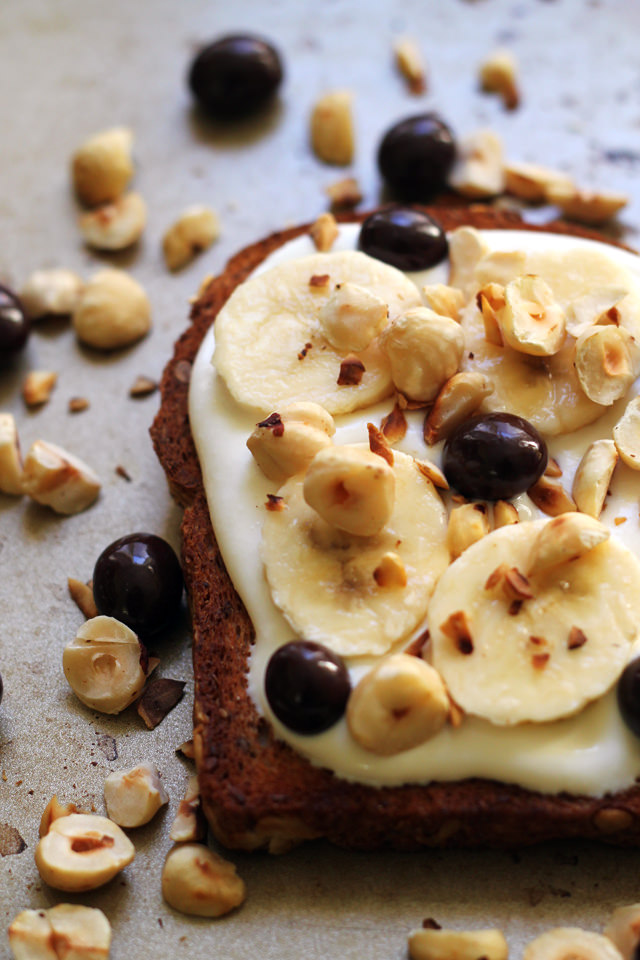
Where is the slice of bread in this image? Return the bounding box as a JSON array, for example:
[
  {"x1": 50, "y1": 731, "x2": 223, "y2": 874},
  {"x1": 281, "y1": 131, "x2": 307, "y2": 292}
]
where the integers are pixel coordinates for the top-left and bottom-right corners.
[{"x1": 151, "y1": 206, "x2": 640, "y2": 852}]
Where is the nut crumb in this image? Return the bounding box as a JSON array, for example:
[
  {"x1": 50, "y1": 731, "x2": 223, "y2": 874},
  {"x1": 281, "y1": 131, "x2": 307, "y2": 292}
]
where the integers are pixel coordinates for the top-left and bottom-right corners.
[
  {"x1": 266, "y1": 494, "x2": 285, "y2": 511},
  {"x1": 325, "y1": 176, "x2": 362, "y2": 209},
  {"x1": 393, "y1": 36, "x2": 427, "y2": 94},
  {"x1": 68, "y1": 578, "x2": 98, "y2": 619},
  {"x1": 309, "y1": 212, "x2": 339, "y2": 252},
  {"x1": 568, "y1": 626, "x2": 588, "y2": 650},
  {"x1": 440, "y1": 611, "x2": 474, "y2": 655},
  {"x1": 68, "y1": 396, "x2": 89, "y2": 413},
  {"x1": 309, "y1": 273, "x2": 330, "y2": 289},
  {"x1": 22, "y1": 370, "x2": 58, "y2": 407},
  {"x1": 115, "y1": 465, "x2": 132, "y2": 482},
  {"x1": 338, "y1": 354, "x2": 365, "y2": 386},
  {"x1": 380, "y1": 402, "x2": 407, "y2": 444},
  {"x1": 129, "y1": 375, "x2": 158, "y2": 398},
  {"x1": 367, "y1": 422, "x2": 394, "y2": 465},
  {"x1": 532, "y1": 652, "x2": 550, "y2": 670}
]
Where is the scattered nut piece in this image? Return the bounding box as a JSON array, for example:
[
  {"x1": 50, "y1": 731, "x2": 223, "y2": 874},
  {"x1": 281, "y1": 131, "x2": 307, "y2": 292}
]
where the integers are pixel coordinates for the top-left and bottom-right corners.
[
  {"x1": 319, "y1": 281, "x2": 388, "y2": 352},
  {"x1": 613, "y1": 396, "x2": 640, "y2": 470},
  {"x1": 310, "y1": 90, "x2": 354, "y2": 166},
  {"x1": 169, "y1": 774, "x2": 205, "y2": 843},
  {"x1": 9, "y1": 904, "x2": 111, "y2": 960},
  {"x1": 309, "y1": 211, "x2": 339, "y2": 251},
  {"x1": 381, "y1": 307, "x2": 464, "y2": 403},
  {"x1": 20, "y1": 268, "x2": 84, "y2": 319},
  {"x1": 161, "y1": 843, "x2": 246, "y2": 917},
  {"x1": 73, "y1": 268, "x2": 151, "y2": 350},
  {"x1": 63, "y1": 615, "x2": 150, "y2": 714},
  {"x1": 544, "y1": 457, "x2": 563, "y2": 479},
  {"x1": 129, "y1": 375, "x2": 157, "y2": 398},
  {"x1": 572, "y1": 439, "x2": 618, "y2": 517},
  {"x1": 247, "y1": 402, "x2": 335, "y2": 483},
  {"x1": 500, "y1": 275, "x2": 566, "y2": 357},
  {"x1": 177, "y1": 739, "x2": 195, "y2": 760},
  {"x1": 68, "y1": 577, "x2": 98, "y2": 620},
  {"x1": 409, "y1": 925, "x2": 509, "y2": 960},
  {"x1": 566, "y1": 285, "x2": 628, "y2": 338},
  {"x1": 347, "y1": 654, "x2": 449, "y2": 755},
  {"x1": 504, "y1": 160, "x2": 573, "y2": 202},
  {"x1": 325, "y1": 176, "x2": 362, "y2": 209},
  {"x1": 71, "y1": 126, "x2": 134, "y2": 207},
  {"x1": 448, "y1": 128, "x2": 505, "y2": 199},
  {"x1": 303, "y1": 444, "x2": 395, "y2": 536},
  {"x1": 440, "y1": 610, "x2": 474, "y2": 655},
  {"x1": 39, "y1": 796, "x2": 79, "y2": 837},
  {"x1": 523, "y1": 927, "x2": 623, "y2": 960},
  {"x1": 22, "y1": 440, "x2": 100, "y2": 514},
  {"x1": 575, "y1": 324, "x2": 635, "y2": 404},
  {"x1": 104, "y1": 763, "x2": 169, "y2": 828},
  {"x1": 527, "y1": 513, "x2": 609, "y2": 576},
  {"x1": 493, "y1": 500, "x2": 519, "y2": 528},
  {"x1": 546, "y1": 183, "x2": 628, "y2": 224},
  {"x1": 447, "y1": 502, "x2": 490, "y2": 560},
  {"x1": 393, "y1": 36, "x2": 427, "y2": 94},
  {"x1": 0, "y1": 413, "x2": 24, "y2": 495},
  {"x1": 414, "y1": 458, "x2": 449, "y2": 490},
  {"x1": 22, "y1": 370, "x2": 58, "y2": 407},
  {"x1": 367, "y1": 421, "x2": 394, "y2": 466},
  {"x1": 424, "y1": 371, "x2": 494, "y2": 445},
  {"x1": 69, "y1": 396, "x2": 90, "y2": 413},
  {"x1": 603, "y1": 902, "x2": 640, "y2": 959},
  {"x1": 477, "y1": 282, "x2": 505, "y2": 346},
  {"x1": 34, "y1": 813, "x2": 134, "y2": 892},
  {"x1": 162, "y1": 205, "x2": 220, "y2": 270},
  {"x1": 373, "y1": 552, "x2": 407, "y2": 588},
  {"x1": 137, "y1": 678, "x2": 186, "y2": 729},
  {"x1": 528, "y1": 475, "x2": 577, "y2": 516},
  {"x1": 568, "y1": 626, "x2": 588, "y2": 650},
  {"x1": 421, "y1": 283, "x2": 465, "y2": 321},
  {"x1": 380, "y1": 402, "x2": 407, "y2": 444},
  {"x1": 479, "y1": 48, "x2": 520, "y2": 109},
  {"x1": 79, "y1": 192, "x2": 147, "y2": 251}
]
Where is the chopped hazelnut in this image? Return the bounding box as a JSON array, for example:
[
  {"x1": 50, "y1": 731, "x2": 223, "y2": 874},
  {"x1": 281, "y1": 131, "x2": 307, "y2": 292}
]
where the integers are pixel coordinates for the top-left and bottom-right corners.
[
  {"x1": 161, "y1": 844, "x2": 246, "y2": 917},
  {"x1": 479, "y1": 48, "x2": 520, "y2": 109},
  {"x1": 393, "y1": 36, "x2": 427, "y2": 94},
  {"x1": 22, "y1": 370, "x2": 58, "y2": 407},
  {"x1": 162, "y1": 205, "x2": 220, "y2": 270},
  {"x1": 309, "y1": 211, "x2": 339, "y2": 251},
  {"x1": 310, "y1": 90, "x2": 354, "y2": 166}
]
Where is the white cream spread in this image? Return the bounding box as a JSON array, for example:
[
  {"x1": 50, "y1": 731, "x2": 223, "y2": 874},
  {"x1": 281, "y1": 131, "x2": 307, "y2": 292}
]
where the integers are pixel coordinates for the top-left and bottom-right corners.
[{"x1": 189, "y1": 225, "x2": 640, "y2": 796}]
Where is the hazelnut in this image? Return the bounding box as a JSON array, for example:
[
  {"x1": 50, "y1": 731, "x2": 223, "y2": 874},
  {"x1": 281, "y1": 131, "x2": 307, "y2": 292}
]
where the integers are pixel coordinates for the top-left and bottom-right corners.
[
  {"x1": 409, "y1": 926, "x2": 509, "y2": 960},
  {"x1": 528, "y1": 475, "x2": 577, "y2": 516},
  {"x1": 0, "y1": 412, "x2": 24, "y2": 495},
  {"x1": 161, "y1": 844, "x2": 246, "y2": 918},
  {"x1": 79, "y1": 192, "x2": 147, "y2": 251},
  {"x1": 447, "y1": 502, "x2": 490, "y2": 560},
  {"x1": 247, "y1": 402, "x2": 335, "y2": 483},
  {"x1": 22, "y1": 440, "x2": 100, "y2": 514},
  {"x1": 310, "y1": 90, "x2": 354, "y2": 166},
  {"x1": 347, "y1": 654, "x2": 449, "y2": 756},
  {"x1": 527, "y1": 514, "x2": 610, "y2": 576},
  {"x1": 303, "y1": 444, "x2": 395, "y2": 536},
  {"x1": 39, "y1": 796, "x2": 79, "y2": 837},
  {"x1": 71, "y1": 126, "x2": 134, "y2": 206},
  {"x1": 380, "y1": 307, "x2": 464, "y2": 403},
  {"x1": 309, "y1": 211, "x2": 339, "y2": 251},
  {"x1": 373, "y1": 551, "x2": 407, "y2": 588},
  {"x1": 162, "y1": 205, "x2": 220, "y2": 271},
  {"x1": 477, "y1": 281, "x2": 505, "y2": 346},
  {"x1": 423, "y1": 372, "x2": 494, "y2": 445},
  {"x1": 613, "y1": 396, "x2": 640, "y2": 471},
  {"x1": 546, "y1": 183, "x2": 628, "y2": 225},
  {"x1": 22, "y1": 370, "x2": 57, "y2": 407},
  {"x1": 34, "y1": 813, "x2": 134, "y2": 892},
  {"x1": 325, "y1": 177, "x2": 362, "y2": 210},
  {"x1": 72, "y1": 268, "x2": 151, "y2": 350},
  {"x1": 393, "y1": 36, "x2": 427, "y2": 94},
  {"x1": 104, "y1": 764, "x2": 169, "y2": 828},
  {"x1": 448, "y1": 128, "x2": 505, "y2": 199},
  {"x1": 574, "y1": 324, "x2": 636, "y2": 405},
  {"x1": 493, "y1": 500, "x2": 519, "y2": 528},
  {"x1": 504, "y1": 160, "x2": 574, "y2": 202},
  {"x1": 9, "y1": 904, "x2": 111, "y2": 960},
  {"x1": 318, "y1": 282, "x2": 388, "y2": 352},
  {"x1": 20, "y1": 268, "x2": 84, "y2": 319},
  {"x1": 421, "y1": 283, "x2": 465, "y2": 321},
  {"x1": 169, "y1": 773, "x2": 205, "y2": 843},
  {"x1": 500, "y1": 274, "x2": 566, "y2": 356},
  {"x1": 572, "y1": 439, "x2": 619, "y2": 517},
  {"x1": 479, "y1": 48, "x2": 520, "y2": 109},
  {"x1": 62, "y1": 615, "x2": 150, "y2": 714}
]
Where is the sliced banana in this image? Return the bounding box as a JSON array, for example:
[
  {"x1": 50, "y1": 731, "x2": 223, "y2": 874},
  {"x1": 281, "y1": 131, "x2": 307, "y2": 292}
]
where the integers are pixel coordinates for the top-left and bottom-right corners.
[
  {"x1": 462, "y1": 245, "x2": 640, "y2": 435},
  {"x1": 523, "y1": 927, "x2": 624, "y2": 960},
  {"x1": 213, "y1": 250, "x2": 422, "y2": 415},
  {"x1": 262, "y1": 450, "x2": 449, "y2": 657},
  {"x1": 429, "y1": 519, "x2": 640, "y2": 725}
]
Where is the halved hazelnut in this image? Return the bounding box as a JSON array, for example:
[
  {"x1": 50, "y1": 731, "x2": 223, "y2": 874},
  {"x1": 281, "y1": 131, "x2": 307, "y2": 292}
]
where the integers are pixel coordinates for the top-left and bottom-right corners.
[
  {"x1": 613, "y1": 396, "x2": 640, "y2": 470},
  {"x1": 247, "y1": 402, "x2": 335, "y2": 483},
  {"x1": 39, "y1": 796, "x2": 80, "y2": 838},
  {"x1": 347, "y1": 654, "x2": 449, "y2": 756},
  {"x1": 448, "y1": 128, "x2": 505, "y2": 199},
  {"x1": 62, "y1": 615, "x2": 151, "y2": 714},
  {"x1": 161, "y1": 844, "x2": 246, "y2": 917},
  {"x1": 572, "y1": 439, "x2": 619, "y2": 517},
  {"x1": 34, "y1": 813, "x2": 134, "y2": 892},
  {"x1": 22, "y1": 440, "x2": 101, "y2": 514},
  {"x1": 20, "y1": 268, "x2": 84, "y2": 320},
  {"x1": 575, "y1": 324, "x2": 635, "y2": 405},
  {"x1": 9, "y1": 904, "x2": 111, "y2": 960},
  {"x1": 500, "y1": 274, "x2": 566, "y2": 356},
  {"x1": 79, "y1": 192, "x2": 147, "y2": 251},
  {"x1": 447, "y1": 502, "x2": 490, "y2": 560},
  {"x1": 424, "y1": 371, "x2": 494, "y2": 445},
  {"x1": 162, "y1": 205, "x2": 220, "y2": 270},
  {"x1": 71, "y1": 127, "x2": 134, "y2": 207},
  {"x1": 527, "y1": 513, "x2": 610, "y2": 576},
  {"x1": 104, "y1": 764, "x2": 169, "y2": 828}
]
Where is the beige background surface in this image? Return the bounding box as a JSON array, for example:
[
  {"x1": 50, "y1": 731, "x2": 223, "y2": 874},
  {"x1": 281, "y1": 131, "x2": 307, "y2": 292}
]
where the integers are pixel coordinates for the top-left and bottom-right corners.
[{"x1": 1, "y1": 0, "x2": 640, "y2": 957}]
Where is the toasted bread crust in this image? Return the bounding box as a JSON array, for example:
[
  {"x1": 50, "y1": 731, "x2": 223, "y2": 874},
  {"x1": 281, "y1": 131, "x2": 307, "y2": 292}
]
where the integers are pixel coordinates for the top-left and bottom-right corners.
[{"x1": 151, "y1": 206, "x2": 640, "y2": 851}]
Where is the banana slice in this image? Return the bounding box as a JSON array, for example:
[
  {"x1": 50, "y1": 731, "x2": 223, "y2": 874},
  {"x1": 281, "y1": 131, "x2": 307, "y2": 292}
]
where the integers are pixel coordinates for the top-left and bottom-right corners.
[
  {"x1": 213, "y1": 250, "x2": 422, "y2": 415},
  {"x1": 462, "y1": 246, "x2": 640, "y2": 435},
  {"x1": 429, "y1": 519, "x2": 640, "y2": 725},
  {"x1": 523, "y1": 927, "x2": 623, "y2": 960},
  {"x1": 262, "y1": 450, "x2": 449, "y2": 657}
]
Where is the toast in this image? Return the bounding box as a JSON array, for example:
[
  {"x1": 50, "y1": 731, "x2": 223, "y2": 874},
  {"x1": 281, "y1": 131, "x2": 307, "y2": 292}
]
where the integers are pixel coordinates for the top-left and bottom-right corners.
[{"x1": 151, "y1": 205, "x2": 640, "y2": 852}]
